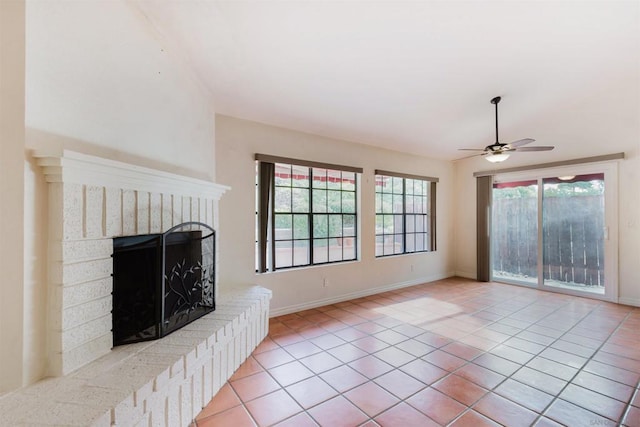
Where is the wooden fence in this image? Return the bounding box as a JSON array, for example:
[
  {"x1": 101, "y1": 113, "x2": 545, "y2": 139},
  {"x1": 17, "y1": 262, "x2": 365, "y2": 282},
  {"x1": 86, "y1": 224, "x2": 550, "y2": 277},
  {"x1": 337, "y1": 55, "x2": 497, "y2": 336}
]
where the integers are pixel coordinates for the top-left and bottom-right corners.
[{"x1": 492, "y1": 195, "x2": 604, "y2": 287}]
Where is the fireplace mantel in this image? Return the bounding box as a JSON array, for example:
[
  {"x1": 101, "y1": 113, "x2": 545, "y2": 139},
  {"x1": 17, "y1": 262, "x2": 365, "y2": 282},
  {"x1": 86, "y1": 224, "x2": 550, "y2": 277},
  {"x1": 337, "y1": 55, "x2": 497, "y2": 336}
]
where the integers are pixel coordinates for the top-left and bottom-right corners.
[
  {"x1": 34, "y1": 149, "x2": 228, "y2": 199},
  {"x1": 33, "y1": 150, "x2": 230, "y2": 376}
]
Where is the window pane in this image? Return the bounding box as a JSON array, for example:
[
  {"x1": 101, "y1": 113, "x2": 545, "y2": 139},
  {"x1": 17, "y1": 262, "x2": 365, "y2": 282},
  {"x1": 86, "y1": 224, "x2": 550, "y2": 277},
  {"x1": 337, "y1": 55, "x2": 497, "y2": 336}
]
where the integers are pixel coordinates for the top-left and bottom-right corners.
[
  {"x1": 274, "y1": 214, "x2": 292, "y2": 240},
  {"x1": 327, "y1": 190, "x2": 342, "y2": 213},
  {"x1": 274, "y1": 163, "x2": 291, "y2": 186},
  {"x1": 329, "y1": 215, "x2": 342, "y2": 237},
  {"x1": 342, "y1": 191, "x2": 355, "y2": 213},
  {"x1": 406, "y1": 179, "x2": 415, "y2": 195},
  {"x1": 293, "y1": 240, "x2": 310, "y2": 266},
  {"x1": 312, "y1": 189, "x2": 327, "y2": 213},
  {"x1": 383, "y1": 215, "x2": 394, "y2": 234},
  {"x1": 406, "y1": 233, "x2": 415, "y2": 252},
  {"x1": 375, "y1": 235, "x2": 384, "y2": 257},
  {"x1": 416, "y1": 234, "x2": 425, "y2": 252},
  {"x1": 394, "y1": 234, "x2": 404, "y2": 254},
  {"x1": 405, "y1": 195, "x2": 414, "y2": 213},
  {"x1": 394, "y1": 215, "x2": 403, "y2": 234},
  {"x1": 292, "y1": 165, "x2": 309, "y2": 188},
  {"x1": 343, "y1": 215, "x2": 356, "y2": 237},
  {"x1": 275, "y1": 187, "x2": 291, "y2": 212},
  {"x1": 392, "y1": 177, "x2": 403, "y2": 194},
  {"x1": 393, "y1": 194, "x2": 403, "y2": 213},
  {"x1": 292, "y1": 188, "x2": 309, "y2": 212},
  {"x1": 313, "y1": 214, "x2": 328, "y2": 238},
  {"x1": 275, "y1": 241, "x2": 293, "y2": 268},
  {"x1": 425, "y1": 233, "x2": 431, "y2": 251},
  {"x1": 382, "y1": 193, "x2": 393, "y2": 214},
  {"x1": 312, "y1": 168, "x2": 327, "y2": 188},
  {"x1": 313, "y1": 239, "x2": 329, "y2": 263},
  {"x1": 384, "y1": 236, "x2": 395, "y2": 256},
  {"x1": 329, "y1": 238, "x2": 343, "y2": 261},
  {"x1": 327, "y1": 170, "x2": 341, "y2": 190},
  {"x1": 414, "y1": 196, "x2": 424, "y2": 214},
  {"x1": 377, "y1": 175, "x2": 391, "y2": 193},
  {"x1": 293, "y1": 214, "x2": 309, "y2": 239},
  {"x1": 406, "y1": 215, "x2": 415, "y2": 233},
  {"x1": 342, "y1": 172, "x2": 355, "y2": 191},
  {"x1": 343, "y1": 244, "x2": 355, "y2": 261},
  {"x1": 415, "y1": 180, "x2": 425, "y2": 195}
]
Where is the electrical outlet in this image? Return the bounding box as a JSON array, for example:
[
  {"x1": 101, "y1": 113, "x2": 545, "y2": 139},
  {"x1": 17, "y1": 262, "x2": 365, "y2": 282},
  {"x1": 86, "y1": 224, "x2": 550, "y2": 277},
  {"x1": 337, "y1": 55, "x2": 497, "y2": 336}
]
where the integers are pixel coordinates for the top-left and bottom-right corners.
[
  {"x1": 411, "y1": 264, "x2": 414, "y2": 272},
  {"x1": 323, "y1": 278, "x2": 329, "y2": 287}
]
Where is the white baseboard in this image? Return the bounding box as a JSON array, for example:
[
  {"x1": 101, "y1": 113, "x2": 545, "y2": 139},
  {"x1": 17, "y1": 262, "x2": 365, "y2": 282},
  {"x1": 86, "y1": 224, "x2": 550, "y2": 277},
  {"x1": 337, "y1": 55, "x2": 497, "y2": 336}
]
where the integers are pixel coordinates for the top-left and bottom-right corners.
[
  {"x1": 270, "y1": 271, "x2": 455, "y2": 317},
  {"x1": 618, "y1": 297, "x2": 640, "y2": 307},
  {"x1": 454, "y1": 270, "x2": 476, "y2": 280}
]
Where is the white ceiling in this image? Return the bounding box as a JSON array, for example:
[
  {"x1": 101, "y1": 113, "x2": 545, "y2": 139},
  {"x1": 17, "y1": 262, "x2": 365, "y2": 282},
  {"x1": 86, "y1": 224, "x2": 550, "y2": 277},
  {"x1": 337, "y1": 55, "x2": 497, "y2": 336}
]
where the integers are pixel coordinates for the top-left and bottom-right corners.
[{"x1": 134, "y1": 1, "x2": 639, "y2": 161}]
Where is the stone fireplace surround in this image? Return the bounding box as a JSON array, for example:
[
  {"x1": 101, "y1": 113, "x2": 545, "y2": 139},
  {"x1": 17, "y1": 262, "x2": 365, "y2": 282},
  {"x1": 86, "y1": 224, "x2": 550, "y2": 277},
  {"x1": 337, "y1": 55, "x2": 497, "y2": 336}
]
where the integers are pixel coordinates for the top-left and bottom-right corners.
[{"x1": 0, "y1": 151, "x2": 271, "y2": 426}]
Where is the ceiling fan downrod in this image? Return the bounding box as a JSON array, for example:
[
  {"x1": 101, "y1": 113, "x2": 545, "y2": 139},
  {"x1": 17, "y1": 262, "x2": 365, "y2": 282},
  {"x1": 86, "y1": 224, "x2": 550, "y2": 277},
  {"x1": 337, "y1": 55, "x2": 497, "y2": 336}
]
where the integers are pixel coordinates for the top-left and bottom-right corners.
[{"x1": 491, "y1": 96, "x2": 501, "y2": 145}]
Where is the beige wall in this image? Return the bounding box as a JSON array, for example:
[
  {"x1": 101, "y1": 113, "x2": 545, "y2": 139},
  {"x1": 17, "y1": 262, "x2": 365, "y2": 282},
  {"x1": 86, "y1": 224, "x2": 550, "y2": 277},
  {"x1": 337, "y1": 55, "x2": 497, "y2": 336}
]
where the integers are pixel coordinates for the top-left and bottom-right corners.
[
  {"x1": 0, "y1": 0, "x2": 26, "y2": 394},
  {"x1": 216, "y1": 115, "x2": 455, "y2": 314},
  {"x1": 0, "y1": 0, "x2": 217, "y2": 393},
  {"x1": 25, "y1": 0, "x2": 216, "y2": 178}
]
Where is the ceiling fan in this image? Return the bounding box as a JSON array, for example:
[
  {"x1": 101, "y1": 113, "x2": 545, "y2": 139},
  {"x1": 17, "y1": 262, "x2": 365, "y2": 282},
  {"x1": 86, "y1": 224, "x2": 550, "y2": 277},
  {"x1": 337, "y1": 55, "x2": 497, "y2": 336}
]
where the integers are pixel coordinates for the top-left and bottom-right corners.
[{"x1": 458, "y1": 96, "x2": 554, "y2": 163}]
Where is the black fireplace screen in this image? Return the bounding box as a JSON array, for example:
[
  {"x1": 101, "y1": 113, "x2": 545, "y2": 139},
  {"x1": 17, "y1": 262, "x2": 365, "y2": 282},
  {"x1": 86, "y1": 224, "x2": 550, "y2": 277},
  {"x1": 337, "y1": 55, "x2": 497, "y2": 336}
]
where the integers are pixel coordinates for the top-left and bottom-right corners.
[{"x1": 112, "y1": 222, "x2": 215, "y2": 346}]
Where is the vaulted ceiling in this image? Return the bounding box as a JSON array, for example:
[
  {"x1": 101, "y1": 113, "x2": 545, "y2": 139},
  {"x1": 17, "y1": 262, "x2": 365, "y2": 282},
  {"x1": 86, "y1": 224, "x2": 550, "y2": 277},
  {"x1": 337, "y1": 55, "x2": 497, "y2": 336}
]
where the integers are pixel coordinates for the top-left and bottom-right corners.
[{"x1": 134, "y1": 1, "x2": 639, "y2": 161}]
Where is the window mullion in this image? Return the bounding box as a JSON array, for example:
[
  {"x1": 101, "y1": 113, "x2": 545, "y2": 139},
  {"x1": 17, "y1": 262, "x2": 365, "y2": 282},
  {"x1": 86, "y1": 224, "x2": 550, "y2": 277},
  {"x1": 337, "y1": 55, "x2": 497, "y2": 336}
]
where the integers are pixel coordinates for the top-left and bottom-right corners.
[
  {"x1": 354, "y1": 174, "x2": 358, "y2": 260},
  {"x1": 289, "y1": 187, "x2": 296, "y2": 267},
  {"x1": 402, "y1": 178, "x2": 407, "y2": 255},
  {"x1": 270, "y1": 170, "x2": 276, "y2": 272},
  {"x1": 340, "y1": 173, "x2": 344, "y2": 260},
  {"x1": 308, "y1": 167, "x2": 313, "y2": 267}
]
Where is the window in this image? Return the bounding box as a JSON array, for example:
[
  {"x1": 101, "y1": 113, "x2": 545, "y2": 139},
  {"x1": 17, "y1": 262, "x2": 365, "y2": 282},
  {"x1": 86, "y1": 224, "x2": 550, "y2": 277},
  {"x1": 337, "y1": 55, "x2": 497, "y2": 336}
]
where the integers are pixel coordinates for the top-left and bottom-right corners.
[
  {"x1": 375, "y1": 170, "x2": 437, "y2": 257},
  {"x1": 256, "y1": 154, "x2": 362, "y2": 272}
]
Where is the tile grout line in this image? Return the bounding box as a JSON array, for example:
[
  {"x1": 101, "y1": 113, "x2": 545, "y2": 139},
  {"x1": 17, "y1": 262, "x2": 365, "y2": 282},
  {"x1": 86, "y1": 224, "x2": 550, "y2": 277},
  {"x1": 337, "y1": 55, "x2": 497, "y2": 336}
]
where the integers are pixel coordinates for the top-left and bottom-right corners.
[
  {"x1": 197, "y1": 281, "x2": 639, "y2": 426},
  {"x1": 265, "y1": 286, "x2": 541, "y2": 425},
  {"x1": 268, "y1": 286, "x2": 617, "y2": 425},
  {"x1": 526, "y1": 308, "x2": 636, "y2": 426},
  {"x1": 441, "y1": 292, "x2": 584, "y2": 425},
  {"x1": 442, "y1": 294, "x2": 635, "y2": 425}
]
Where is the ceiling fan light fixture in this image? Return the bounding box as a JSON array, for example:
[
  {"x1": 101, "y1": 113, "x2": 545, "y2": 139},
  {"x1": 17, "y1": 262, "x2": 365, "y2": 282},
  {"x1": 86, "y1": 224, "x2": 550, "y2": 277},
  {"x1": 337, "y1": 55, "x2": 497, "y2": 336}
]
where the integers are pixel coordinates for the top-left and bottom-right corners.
[
  {"x1": 558, "y1": 175, "x2": 576, "y2": 181},
  {"x1": 485, "y1": 153, "x2": 510, "y2": 163}
]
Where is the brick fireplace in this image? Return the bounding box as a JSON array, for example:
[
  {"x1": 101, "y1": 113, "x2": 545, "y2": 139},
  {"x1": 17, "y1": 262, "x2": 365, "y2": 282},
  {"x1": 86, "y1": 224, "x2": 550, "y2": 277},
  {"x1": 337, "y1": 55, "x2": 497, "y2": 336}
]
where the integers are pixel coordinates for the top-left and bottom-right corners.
[
  {"x1": 0, "y1": 150, "x2": 271, "y2": 426},
  {"x1": 34, "y1": 150, "x2": 229, "y2": 376}
]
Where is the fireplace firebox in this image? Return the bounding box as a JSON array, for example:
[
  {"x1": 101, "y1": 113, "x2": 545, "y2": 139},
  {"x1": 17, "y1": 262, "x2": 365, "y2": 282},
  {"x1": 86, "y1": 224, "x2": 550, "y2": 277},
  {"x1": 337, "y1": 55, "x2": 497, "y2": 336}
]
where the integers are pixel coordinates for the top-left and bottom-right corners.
[{"x1": 112, "y1": 222, "x2": 215, "y2": 346}]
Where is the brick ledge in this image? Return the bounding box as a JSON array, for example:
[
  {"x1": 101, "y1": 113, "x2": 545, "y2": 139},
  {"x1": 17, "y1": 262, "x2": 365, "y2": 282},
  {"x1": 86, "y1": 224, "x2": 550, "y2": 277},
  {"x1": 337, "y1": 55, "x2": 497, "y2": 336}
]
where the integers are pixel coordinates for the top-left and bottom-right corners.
[{"x1": 0, "y1": 286, "x2": 271, "y2": 427}]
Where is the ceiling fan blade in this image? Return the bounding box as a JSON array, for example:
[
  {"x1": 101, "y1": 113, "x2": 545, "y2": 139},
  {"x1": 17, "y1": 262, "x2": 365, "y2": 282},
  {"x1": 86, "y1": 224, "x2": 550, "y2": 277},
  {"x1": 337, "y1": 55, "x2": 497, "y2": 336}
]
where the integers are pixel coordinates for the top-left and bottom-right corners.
[
  {"x1": 458, "y1": 148, "x2": 486, "y2": 151},
  {"x1": 453, "y1": 152, "x2": 485, "y2": 161},
  {"x1": 515, "y1": 146, "x2": 554, "y2": 152},
  {"x1": 507, "y1": 138, "x2": 535, "y2": 148}
]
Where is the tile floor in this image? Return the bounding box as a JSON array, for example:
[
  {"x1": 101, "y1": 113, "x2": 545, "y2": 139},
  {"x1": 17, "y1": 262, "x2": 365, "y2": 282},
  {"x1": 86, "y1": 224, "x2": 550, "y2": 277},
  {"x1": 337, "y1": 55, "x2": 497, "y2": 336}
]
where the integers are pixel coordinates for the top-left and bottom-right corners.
[{"x1": 193, "y1": 278, "x2": 640, "y2": 426}]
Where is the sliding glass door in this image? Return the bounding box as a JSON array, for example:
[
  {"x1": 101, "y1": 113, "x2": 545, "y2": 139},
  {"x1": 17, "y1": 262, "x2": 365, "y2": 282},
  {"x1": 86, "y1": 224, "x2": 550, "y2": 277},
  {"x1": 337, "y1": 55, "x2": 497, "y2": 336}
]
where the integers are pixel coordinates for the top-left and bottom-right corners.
[
  {"x1": 542, "y1": 174, "x2": 606, "y2": 295},
  {"x1": 492, "y1": 180, "x2": 538, "y2": 287},
  {"x1": 491, "y1": 164, "x2": 617, "y2": 301}
]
